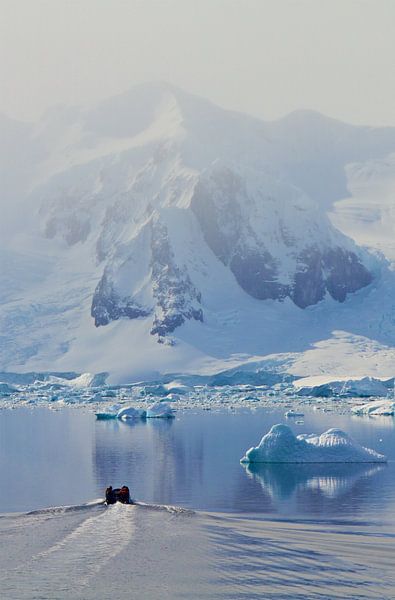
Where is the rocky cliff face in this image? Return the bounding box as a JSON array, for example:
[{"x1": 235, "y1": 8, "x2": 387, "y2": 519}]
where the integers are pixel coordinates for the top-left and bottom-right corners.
[
  {"x1": 85, "y1": 154, "x2": 373, "y2": 338},
  {"x1": 90, "y1": 213, "x2": 203, "y2": 336},
  {"x1": 190, "y1": 164, "x2": 372, "y2": 309}
]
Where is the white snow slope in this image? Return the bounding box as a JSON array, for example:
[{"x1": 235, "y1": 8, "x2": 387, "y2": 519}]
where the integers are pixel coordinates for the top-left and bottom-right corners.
[{"x1": 1, "y1": 83, "x2": 395, "y2": 383}]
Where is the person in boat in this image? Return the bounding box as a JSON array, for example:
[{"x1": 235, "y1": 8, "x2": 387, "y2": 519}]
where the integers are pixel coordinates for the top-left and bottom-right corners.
[
  {"x1": 118, "y1": 485, "x2": 130, "y2": 504},
  {"x1": 105, "y1": 485, "x2": 130, "y2": 504},
  {"x1": 105, "y1": 485, "x2": 116, "y2": 504}
]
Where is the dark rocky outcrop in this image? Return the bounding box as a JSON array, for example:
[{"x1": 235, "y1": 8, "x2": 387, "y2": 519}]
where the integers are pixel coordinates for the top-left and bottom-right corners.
[
  {"x1": 191, "y1": 167, "x2": 373, "y2": 310},
  {"x1": 150, "y1": 221, "x2": 203, "y2": 336},
  {"x1": 230, "y1": 250, "x2": 287, "y2": 301},
  {"x1": 91, "y1": 219, "x2": 203, "y2": 334},
  {"x1": 291, "y1": 246, "x2": 372, "y2": 308},
  {"x1": 91, "y1": 272, "x2": 151, "y2": 327}
]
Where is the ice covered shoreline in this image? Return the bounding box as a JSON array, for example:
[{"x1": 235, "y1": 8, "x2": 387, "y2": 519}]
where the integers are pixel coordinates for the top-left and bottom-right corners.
[{"x1": 0, "y1": 368, "x2": 394, "y2": 415}]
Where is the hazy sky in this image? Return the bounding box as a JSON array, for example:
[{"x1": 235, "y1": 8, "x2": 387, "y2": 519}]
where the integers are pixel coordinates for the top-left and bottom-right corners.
[{"x1": 1, "y1": 0, "x2": 395, "y2": 126}]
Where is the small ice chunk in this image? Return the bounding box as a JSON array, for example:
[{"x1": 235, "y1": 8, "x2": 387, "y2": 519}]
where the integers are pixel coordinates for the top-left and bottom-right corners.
[
  {"x1": 240, "y1": 423, "x2": 386, "y2": 463},
  {"x1": 285, "y1": 410, "x2": 304, "y2": 417},
  {"x1": 146, "y1": 402, "x2": 175, "y2": 418}
]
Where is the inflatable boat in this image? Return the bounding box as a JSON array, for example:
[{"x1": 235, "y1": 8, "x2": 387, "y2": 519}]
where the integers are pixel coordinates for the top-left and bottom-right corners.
[{"x1": 105, "y1": 485, "x2": 131, "y2": 504}]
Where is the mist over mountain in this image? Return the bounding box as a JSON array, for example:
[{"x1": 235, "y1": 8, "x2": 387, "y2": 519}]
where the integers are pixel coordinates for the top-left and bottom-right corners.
[{"x1": 1, "y1": 83, "x2": 395, "y2": 382}]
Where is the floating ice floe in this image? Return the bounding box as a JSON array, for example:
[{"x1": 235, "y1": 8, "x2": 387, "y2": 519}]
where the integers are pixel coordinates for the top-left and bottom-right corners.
[
  {"x1": 240, "y1": 424, "x2": 386, "y2": 463},
  {"x1": 352, "y1": 400, "x2": 395, "y2": 416},
  {"x1": 294, "y1": 376, "x2": 389, "y2": 398},
  {"x1": 117, "y1": 406, "x2": 147, "y2": 420},
  {"x1": 285, "y1": 410, "x2": 304, "y2": 418},
  {"x1": 95, "y1": 412, "x2": 117, "y2": 420},
  {"x1": 146, "y1": 402, "x2": 175, "y2": 418}
]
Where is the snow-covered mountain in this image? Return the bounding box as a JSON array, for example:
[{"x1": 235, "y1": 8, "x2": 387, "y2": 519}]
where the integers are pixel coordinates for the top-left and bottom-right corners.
[{"x1": 1, "y1": 83, "x2": 395, "y2": 382}]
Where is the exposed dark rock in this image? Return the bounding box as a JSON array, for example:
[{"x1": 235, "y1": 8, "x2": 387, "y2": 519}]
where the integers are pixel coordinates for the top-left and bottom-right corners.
[
  {"x1": 291, "y1": 246, "x2": 373, "y2": 308},
  {"x1": 91, "y1": 272, "x2": 151, "y2": 327},
  {"x1": 191, "y1": 167, "x2": 373, "y2": 309},
  {"x1": 190, "y1": 167, "x2": 243, "y2": 264},
  {"x1": 91, "y1": 219, "x2": 203, "y2": 335},
  {"x1": 230, "y1": 250, "x2": 287, "y2": 301},
  {"x1": 324, "y1": 247, "x2": 373, "y2": 301},
  {"x1": 150, "y1": 221, "x2": 203, "y2": 336},
  {"x1": 292, "y1": 248, "x2": 326, "y2": 308}
]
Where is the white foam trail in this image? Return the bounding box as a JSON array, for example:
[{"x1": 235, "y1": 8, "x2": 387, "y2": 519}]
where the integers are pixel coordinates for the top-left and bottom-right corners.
[
  {"x1": 26, "y1": 498, "x2": 105, "y2": 515},
  {"x1": 133, "y1": 500, "x2": 194, "y2": 516},
  {"x1": 12, "y1": 503, "x2": 135, "y2": 597}
]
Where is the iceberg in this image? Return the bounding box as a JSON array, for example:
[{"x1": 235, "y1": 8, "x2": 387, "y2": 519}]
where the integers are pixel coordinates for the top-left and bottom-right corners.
[
  {"x1": 352, "y1": 400, "x2": 395, "y2": 416},
  {"x1": 240, "y1": 424, "x2": 386, "y2": 463},
  {"x1": 117, "y1": 406, "x2": 147, "y2": 420},
  {"x1": 146, "y1": 402, "x2": 175, "y2": 418}
]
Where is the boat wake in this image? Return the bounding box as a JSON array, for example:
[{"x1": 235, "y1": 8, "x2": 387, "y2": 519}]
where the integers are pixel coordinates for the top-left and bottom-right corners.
[
  {"x1": 25, "y1": 498, "x2": 105, "y2": 516},
  {"x1": 2, "y1": 501, "x2": 394, "y2": 599},
  {"x1": 0, "y1": 499, "x2": 204, "y2": 600},
  {"x1": 133, "y1": 500, "x2": 195, "y2": 516}
]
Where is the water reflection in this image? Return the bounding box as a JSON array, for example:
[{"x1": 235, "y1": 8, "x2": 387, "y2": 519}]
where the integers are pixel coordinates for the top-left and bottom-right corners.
[
  {"x1": 242, "y1": 462, "x2": 386, "y2": 515},
  {"x1": 93, "y1": 415, "x2": 183, "y2": 505},
  {"x1": 352, "y1": 414, "x2": 395, "y2": 428},
  {"x1": 1, "y1": 406, "x2": 394, "y2": 516}
]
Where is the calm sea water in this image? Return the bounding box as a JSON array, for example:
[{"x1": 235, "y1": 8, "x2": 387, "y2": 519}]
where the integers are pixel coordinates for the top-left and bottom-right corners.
[
  {"x1": 0, "y1": 406, "x2": 394, "y2": 517},
  {"x1": 1, "y1": 406, "x2": 394, "y2": 599}
]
